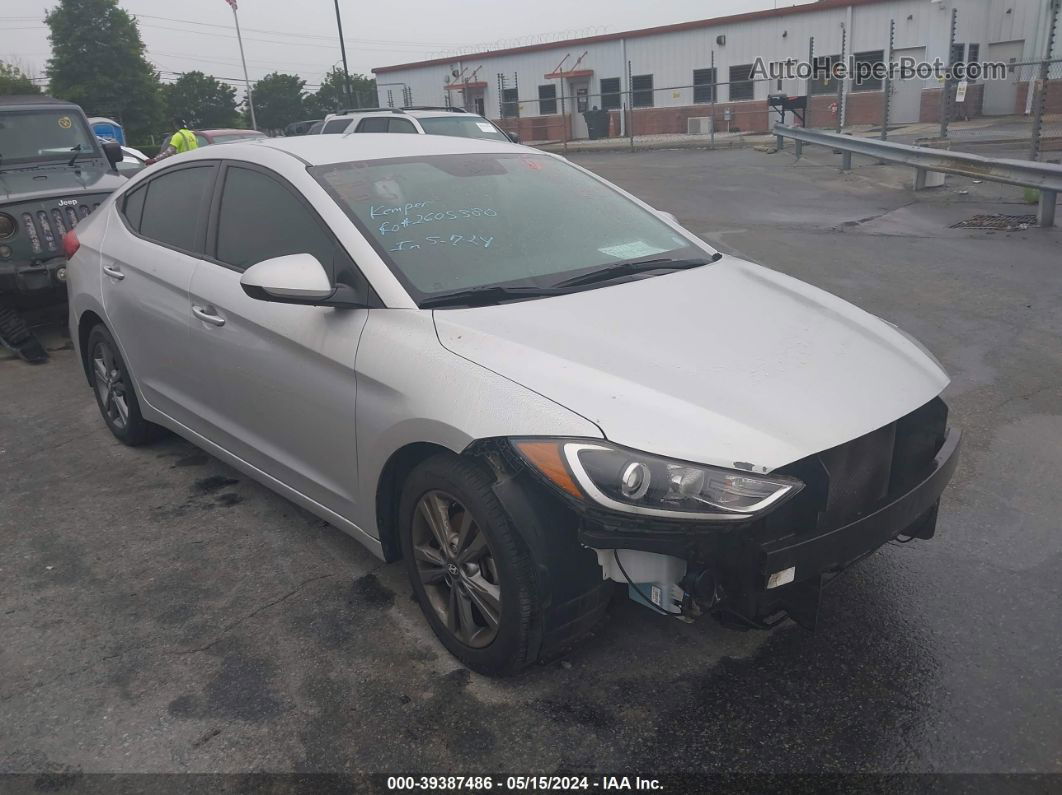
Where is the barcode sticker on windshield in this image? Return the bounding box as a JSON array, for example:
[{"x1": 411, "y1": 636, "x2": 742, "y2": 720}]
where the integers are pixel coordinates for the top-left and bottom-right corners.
[
  {"x1": 598, "y1": 241, "x2": 670, "y2": 260},
  {"x1": 476, "y1": 122, "x2": 495, "y2": 132}
]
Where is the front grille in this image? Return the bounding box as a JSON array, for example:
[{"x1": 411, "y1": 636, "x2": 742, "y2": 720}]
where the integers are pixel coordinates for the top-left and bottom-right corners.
[{"x1": 20, "y1": 198, "x2": 101, "y2": 256}]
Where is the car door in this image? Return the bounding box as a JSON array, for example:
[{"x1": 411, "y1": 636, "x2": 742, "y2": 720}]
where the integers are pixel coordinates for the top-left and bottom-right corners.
[
  {"x1": 100, "y1": 162, "x2": 217, "y2": 428},
  {"x1": 187, "y1": 162, "x2": 372, "y2": 518}
]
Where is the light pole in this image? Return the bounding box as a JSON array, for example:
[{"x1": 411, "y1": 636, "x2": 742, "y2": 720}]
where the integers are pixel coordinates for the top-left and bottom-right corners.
[
  {"x1": 227, "y1": 0, "x2": 257, "y2": 129},
  {"x1": 333, "y1": 0, "x2": 354, "y2": 109}
]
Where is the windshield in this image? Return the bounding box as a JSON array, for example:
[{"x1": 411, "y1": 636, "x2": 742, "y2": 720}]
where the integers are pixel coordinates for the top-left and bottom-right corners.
[
  {"x1": 0, "y1": 109, "x2": 99, "y2": 165},
  {"x1": 312, "y1": 153, "x2": 702, "y2": 302},
  {"x1": 417, "y1": 116, "x2": 509, "y2": 142}
]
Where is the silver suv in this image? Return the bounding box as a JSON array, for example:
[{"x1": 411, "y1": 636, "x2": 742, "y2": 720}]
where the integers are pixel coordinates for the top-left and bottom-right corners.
[
  {"x1": 319, "y1": 106, "x2": 516, "y2": 142},
  {"x1": 65, "y1": 133, "x2": 959, "y2": 675}
]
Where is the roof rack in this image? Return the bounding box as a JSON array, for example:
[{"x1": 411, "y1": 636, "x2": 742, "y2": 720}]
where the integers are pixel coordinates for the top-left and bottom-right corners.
[
  {"x1": 401, "y1": 106, "x2": 469, "y2": 113},
  {"x1": 334, "y1": 107, "x2": 397, "y2": 115}
]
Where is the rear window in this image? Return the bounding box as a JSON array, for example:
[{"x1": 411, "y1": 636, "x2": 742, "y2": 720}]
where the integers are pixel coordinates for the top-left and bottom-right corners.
[{"x1": 418, "y1": 116, "x2": 508, "y2": 142}]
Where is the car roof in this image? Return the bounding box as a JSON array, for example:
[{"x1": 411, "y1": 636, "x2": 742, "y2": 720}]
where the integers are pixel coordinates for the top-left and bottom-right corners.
[
  {"x1": 404, "y1": 109, "x2": 477, "y2": 119},
  {"x1": 186, "y1": 131, "x2": 529, "y2": 166},
  {"x1": 0, "y1": 94, "x2": 79, "y2": 109}
]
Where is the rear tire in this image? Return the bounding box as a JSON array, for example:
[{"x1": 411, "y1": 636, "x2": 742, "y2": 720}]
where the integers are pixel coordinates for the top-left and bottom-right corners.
[
  {"x1": 399, "y1": 453, "x2": 542, "y2": 676},
  {"x1": 86, "y1": 324, "x2": 164, "y2": 446}
]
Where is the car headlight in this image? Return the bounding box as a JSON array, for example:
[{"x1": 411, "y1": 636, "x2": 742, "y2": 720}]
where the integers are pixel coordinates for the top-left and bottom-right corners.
[
  {"x1": 512, "y1": 439, "x2": 803, "y2": 521},
  {"x1": 0, "y1": 213, "x2": 16, "y2": 239}
]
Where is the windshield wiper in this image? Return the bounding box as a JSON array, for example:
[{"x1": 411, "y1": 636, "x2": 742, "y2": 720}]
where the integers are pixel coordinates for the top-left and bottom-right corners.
[
  {"x1": 67, "y1": 144, "x2": 85, "y2": 167},
  {"x1": 553, "y1": 255, "x2": 719, "y2": 289},
  {"x1": 420, "y1": 284, "x2": 566, "y2": 309}
]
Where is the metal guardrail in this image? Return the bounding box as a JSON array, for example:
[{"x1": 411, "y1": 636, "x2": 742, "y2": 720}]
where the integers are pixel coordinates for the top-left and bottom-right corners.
[{"x1": 773, "y1": 124, "x2": 1062, "y2": 228}]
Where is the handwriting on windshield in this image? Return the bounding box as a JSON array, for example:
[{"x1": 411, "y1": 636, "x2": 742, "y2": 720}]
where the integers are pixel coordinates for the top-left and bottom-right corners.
[
  {"x1": 369, "y1": 202, "x2": 499, "y2": 236},
  {"x1": 370, "y1": 201, "x2": 432, "y2": 218},
  {"x1": 388, "y1": 233, "x2": 495, "y2": 252}
]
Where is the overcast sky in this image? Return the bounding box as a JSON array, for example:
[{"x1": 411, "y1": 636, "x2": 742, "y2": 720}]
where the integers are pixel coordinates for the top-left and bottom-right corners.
[{"x1": 1, "y1": 0, "x2": 813, "y2": 91}]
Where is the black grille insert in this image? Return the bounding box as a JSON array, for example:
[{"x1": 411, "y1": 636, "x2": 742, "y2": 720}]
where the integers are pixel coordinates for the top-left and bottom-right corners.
[{"x1": 20, "y1": 198, "x2": 100, "y2": 257}]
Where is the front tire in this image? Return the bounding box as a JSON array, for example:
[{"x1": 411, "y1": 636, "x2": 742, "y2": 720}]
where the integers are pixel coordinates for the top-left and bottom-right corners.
[
  {"x1": 86, "y1": 324, "x2": 163, "y2": 446},
  {"x1": 399, "y1": 454, "x2": 541, "y2": 676}
]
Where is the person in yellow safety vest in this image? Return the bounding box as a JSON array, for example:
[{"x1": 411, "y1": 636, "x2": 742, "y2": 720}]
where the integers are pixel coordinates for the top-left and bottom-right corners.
[{"x1": 146, "y1": 115, "x2": 198, "y2": 165}]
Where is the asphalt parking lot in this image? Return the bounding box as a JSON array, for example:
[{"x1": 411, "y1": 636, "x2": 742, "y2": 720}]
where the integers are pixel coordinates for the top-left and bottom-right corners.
[{"x1": 1, "y1": 145, "x2": 1060, "y2": 780}]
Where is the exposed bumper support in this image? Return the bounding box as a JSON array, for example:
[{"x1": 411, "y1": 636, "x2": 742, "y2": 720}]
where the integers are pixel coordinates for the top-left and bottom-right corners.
[{"x1": 760, "y1": 427, "x2": 961, "y2": 586}]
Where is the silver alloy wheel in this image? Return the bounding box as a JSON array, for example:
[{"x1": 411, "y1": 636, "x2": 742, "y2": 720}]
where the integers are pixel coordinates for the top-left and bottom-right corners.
[
  {"x1": 412, "y1": 490, "x2": 502, "y2": 648},
  {"x1": 92, "y1": 340, "x2": 130, "y2": 430}
]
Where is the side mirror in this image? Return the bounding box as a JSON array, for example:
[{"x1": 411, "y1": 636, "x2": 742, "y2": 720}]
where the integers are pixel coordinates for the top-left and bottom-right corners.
[
  {"x1": 102, "y1": 141, "x2": 123, "y2": 169},
  {"x1": 240, "y1": 253, "x2": 366, "y2": 308},
  {"x1": 506, "y1": 131, "x2": 520, "y2": 143}
]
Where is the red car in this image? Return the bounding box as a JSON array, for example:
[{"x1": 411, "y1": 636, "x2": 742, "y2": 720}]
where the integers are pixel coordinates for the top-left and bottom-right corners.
[{"x1": 194, "y1": 129, "x2": 267, "y2": 147}]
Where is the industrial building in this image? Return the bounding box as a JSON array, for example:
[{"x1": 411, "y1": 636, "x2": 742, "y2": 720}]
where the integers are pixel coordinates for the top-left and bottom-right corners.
[{"x1": 372, "y1": 0, "x2": 1061, "y2": 141}]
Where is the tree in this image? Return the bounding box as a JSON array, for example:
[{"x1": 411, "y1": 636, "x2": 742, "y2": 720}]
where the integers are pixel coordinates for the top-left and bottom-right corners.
[
  {"x1": 0, "y1": 62, "x2": 42, "y2": 95},
  {"x1": 304, "y1": 67, "x2": 377, "y2": 117},
  {"x1": 45, "y1": 0, "x2": 161, "y2": 140},
  {"x1": 248, "y1": 72, "x2": 305, "y2": 131},
  {"x1": 163, "y1": 71, "x2": 239, "y2": 129}
]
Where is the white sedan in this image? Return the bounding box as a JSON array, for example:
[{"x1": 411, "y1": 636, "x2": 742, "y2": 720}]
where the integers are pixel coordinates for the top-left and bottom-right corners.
[{"x1": 63, "y1": 133, "x2": 960, "y2": 674}]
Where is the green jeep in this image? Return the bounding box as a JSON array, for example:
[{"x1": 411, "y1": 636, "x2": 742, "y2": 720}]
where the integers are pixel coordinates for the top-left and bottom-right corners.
[{"x1": 0, "y1": 95, "x2": 125, "y2": 363}]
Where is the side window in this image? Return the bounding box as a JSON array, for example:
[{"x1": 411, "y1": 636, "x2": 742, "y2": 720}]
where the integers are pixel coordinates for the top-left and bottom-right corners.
[
  {"x1": 388, "y1": 118, "x2": 418, "y2": 134},
  {"x1": 322, "y1": 119, "x2": 351, "y2": 134},
  {"x1": 139, "y1": 165, "x2": 214, "y2": 253},
  {"x1": 122, "y1": 184, "x2": 147, "y2": 231},
  {"x1": 195, "y1": 134, "x2": 208, "y2": 147},
  {"x1": 356, "y1": 117, "x2": 389, "y2": 133},
  {"x1": 215, "y1": 166, "x2": 338, "y2": 276}
]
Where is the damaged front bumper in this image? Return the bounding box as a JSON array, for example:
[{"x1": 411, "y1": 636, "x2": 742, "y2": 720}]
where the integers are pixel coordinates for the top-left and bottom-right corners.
[{"x1": 578, "y1": 423, "x2": 961, "y2": 630}]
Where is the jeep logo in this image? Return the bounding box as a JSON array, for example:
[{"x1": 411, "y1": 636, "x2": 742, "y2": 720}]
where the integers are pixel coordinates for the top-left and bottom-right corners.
[{"x1": 58, "y1": 199, "x2": 78, "y2": 207}]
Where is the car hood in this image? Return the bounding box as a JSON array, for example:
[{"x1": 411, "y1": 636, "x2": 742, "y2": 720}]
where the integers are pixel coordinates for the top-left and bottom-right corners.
[
  {"x1": 0, "y1": 165, "x2": 125, "y2": 203},
  {"x1": 433, "y1": 257, "x2": 950, "y2": 473}
]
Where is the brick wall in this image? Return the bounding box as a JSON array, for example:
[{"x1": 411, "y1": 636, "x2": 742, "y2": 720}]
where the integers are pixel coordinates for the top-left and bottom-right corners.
[
  {"x1": 1016, "y1": 80, "x2": 1062, "y2": 115},
  {"x1": 918, "y1": 84, "x2": 986, "y2": 123},
  {"x1": 496, "y1": 114, "x2": 571, "y2": 143}
]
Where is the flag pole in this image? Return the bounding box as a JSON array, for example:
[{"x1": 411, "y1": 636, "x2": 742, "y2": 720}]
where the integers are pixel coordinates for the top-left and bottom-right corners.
[{"x1": 229, "y1": 1, "x2": 257, "y2": 130}]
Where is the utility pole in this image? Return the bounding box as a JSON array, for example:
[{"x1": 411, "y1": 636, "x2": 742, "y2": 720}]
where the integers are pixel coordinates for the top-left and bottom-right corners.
[
  {"x1": 333, "y1": 0, "x2": 354, "y2": 108},
  {"x1": 227, "y1": 0, "x2": 257, "y2": 130}
]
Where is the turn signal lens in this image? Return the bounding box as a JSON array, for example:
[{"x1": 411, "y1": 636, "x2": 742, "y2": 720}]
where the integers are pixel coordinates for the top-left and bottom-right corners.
[
  {"x1": 0, "y1": 213, "x2": 14, "y2": 239},
  {"x1": 512, "y1": 440, "x2": 583, "y2": 499}
]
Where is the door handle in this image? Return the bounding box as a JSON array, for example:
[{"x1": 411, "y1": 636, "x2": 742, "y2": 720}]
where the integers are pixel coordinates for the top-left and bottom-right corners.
[
  {"x1": 191, "y1": 304, "x2": 226, "y2": 327},
  {"x1": 102, "y1": 265, "x2": 125, "y2": 280}
]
